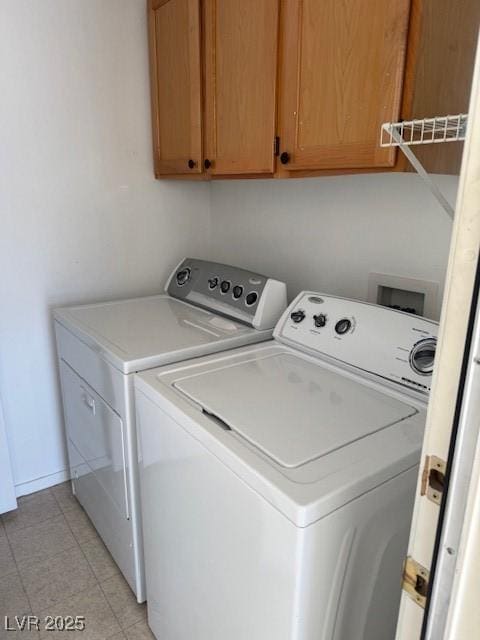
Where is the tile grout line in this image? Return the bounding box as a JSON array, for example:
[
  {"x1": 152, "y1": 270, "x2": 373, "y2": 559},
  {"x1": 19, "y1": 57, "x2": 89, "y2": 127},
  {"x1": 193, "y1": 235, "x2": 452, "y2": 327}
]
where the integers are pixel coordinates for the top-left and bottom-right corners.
[
  {"x1": 122, "y1": 618, "x2": 146, "y2": 638},
  {"x1": 12, "y1": 487, "x2": 82, "y2": 617},
  {"x1": 0, "y1": 508, "x2": 36, "y2": 614},
  {"x1": 97, "y1": 577, "x2": 130, "y2": 636},
  {"x1": 0, "y1": 489, "x2": 68, "y2": 543},
  {"x1": 44, "y1": 490, "x2": 124, "y2": 635},
  {"x1": 57, "y1": 490, "x2": 126, "y2": 636},
  {"x1": 49, "y1": 486, "x2": 63, "y2": 510},
  {"x1": 50, "y1": 486, "x2": 96, "y2": 548},
  {"x1": 8, "y1": 520, "x2": 80, "y2": 571},
  {"x1": 4, "y1": 512, "x2": 69, "y2": 543},
  {"x1": 5, "y1": 484, "x2": 134, "y2": 637},
  {"x1": 51, "y1": 485, "x2": 145, "y2": 634},
  {"x1": 8, "y1": 528, "x2": 37, "y2": 618},
  {"x1": 2, "y1": 493, "x2": 45, "y2": 618},
  {"x1": 59, "y1": 492, "x2": 102, "y2": 586},
  {"x1": 49, "y1": 484, "x2": 74, "y2": 516}
]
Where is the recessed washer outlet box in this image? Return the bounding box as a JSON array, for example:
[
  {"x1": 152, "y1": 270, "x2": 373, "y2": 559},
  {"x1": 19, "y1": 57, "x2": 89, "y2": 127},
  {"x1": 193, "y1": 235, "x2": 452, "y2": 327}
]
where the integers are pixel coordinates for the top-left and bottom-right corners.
[{"x1": 368, "y1": 273, "x2": 439, "y2": 320}]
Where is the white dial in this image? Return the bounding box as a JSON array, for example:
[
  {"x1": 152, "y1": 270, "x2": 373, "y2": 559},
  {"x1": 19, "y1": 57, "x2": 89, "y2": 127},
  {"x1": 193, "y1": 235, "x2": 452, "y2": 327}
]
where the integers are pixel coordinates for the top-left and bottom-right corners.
[{"x1": 409, "y1": 338, "x2": 437, "y2": 376}]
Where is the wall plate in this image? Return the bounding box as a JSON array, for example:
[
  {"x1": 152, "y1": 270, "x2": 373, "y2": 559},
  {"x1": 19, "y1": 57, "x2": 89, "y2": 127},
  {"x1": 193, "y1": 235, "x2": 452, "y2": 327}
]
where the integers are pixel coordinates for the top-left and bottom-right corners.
[{"x1": 368, "y1": 273, "x2": 439, "y2": 320}]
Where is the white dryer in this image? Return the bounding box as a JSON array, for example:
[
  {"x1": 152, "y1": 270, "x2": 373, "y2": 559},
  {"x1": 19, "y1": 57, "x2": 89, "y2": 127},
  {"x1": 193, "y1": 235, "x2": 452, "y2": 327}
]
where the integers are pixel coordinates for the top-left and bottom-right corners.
[
  {"x1": 54, "y1": 258, "x2": 287, "y2": 602},
  {"x1": 135, "y1": 291, "x2": 438, "y2": 640}
]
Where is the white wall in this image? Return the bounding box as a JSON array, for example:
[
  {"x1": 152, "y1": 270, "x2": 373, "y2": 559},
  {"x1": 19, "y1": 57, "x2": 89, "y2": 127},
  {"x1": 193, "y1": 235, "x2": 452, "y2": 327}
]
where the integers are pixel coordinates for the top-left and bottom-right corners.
[
  {"x1": 210, "y1": 173, "x2": 457, "y2": 318},
  {"x1": 0, "y1": 2, "x2": 459, "y2": 498},
  {"x1": 0, "y1": 1, "x2": 211, "y2": 496}
]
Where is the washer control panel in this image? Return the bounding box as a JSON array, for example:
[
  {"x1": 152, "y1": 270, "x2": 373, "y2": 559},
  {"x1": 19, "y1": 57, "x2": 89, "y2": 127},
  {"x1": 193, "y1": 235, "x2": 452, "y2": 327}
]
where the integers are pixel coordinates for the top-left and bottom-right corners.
[
  {"x1": 275, "y1": 291, "x2": 439, "y2": 395},
  {"x1": 166, "y1": 258, "x2": 287, "y2": 330}
]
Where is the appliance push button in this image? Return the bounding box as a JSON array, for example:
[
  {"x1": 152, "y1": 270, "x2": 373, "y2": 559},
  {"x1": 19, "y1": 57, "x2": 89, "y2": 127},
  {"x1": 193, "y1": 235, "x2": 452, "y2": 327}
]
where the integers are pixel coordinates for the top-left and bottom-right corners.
[
  {"x1": 233, "y1": 285, "x2": 244, "y2": 299},
  {"x1": 220, "y1": 280, "x2": 231, "y2": 294},
  {"x1": 246, "y1": 291, "x2": 258, "y2": 306}
]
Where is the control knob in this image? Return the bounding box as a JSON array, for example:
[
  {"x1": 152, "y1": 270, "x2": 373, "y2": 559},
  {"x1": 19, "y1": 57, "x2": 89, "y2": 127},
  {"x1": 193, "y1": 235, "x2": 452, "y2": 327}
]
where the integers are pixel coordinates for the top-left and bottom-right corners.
[
  {"x1": 335, "y1": 318, "x2": 352, "y2": 335},
  {"x1": 176, "y1": 267, "x2": 191, "y2": 286},
  {"x1": 290, "y1": 310, "x2": 306, "y2": 323},
  {"x1": 220, "y1": 280, "x2": 231, "y2": 294},
  {"x1": 313, "y1": 314, "x2": 327, "y2": 328},
  {"x1": 409, "y1": 338, "x2": 436, "y2": 376}
]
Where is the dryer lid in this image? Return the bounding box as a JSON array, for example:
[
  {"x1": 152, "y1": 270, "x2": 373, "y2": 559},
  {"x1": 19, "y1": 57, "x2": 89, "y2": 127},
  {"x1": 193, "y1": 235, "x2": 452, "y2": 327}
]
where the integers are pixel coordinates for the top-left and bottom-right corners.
[
  {"x1": 54, "y1": 296, "x2": 254, "y2": 373},
  {"x1": 173, "y1": 353, "x2": 418, "y2": 468}
]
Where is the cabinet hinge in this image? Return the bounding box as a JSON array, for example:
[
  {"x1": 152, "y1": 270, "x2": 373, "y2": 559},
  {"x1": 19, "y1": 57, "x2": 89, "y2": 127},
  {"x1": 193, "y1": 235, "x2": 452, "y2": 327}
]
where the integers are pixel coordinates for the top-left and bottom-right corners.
[
  {"x1": 402, "y1": 556, "x2": 430, "y2": 609},
  {"x1": 421, "y1": 455, "x2": 446, "y2": 505},
  {"x1": 274, "y1": 136, "x2": 280, "y2": 156}
]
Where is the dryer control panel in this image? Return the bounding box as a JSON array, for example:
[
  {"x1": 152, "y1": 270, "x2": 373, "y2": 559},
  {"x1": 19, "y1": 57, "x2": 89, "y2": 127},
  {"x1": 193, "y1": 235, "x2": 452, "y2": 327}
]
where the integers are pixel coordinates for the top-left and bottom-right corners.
[
  {"x1": 274, "y1": 291, "x2": 439, "y2": 395},
  {"x1": 166, "y1": 258, "x2": 287, "y2": 331}
]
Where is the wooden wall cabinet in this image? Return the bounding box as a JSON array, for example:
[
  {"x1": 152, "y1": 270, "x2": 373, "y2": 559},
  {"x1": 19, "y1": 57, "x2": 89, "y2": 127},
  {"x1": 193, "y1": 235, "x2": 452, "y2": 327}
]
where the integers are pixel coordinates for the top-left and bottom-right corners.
[
  {"x1": 276, "y1": 0, "x2": 410, "y2": 173},
  {"x1": 203, "y1": 0, "x2": 279, "y2": 176},
  {"x1": 148, "y1": 0, "x2": 479, "y2": 180},
  {"x1": 148, "y1": 0, "x2": 203, "y2": 176},
  {"x1": 148, "y1": 0, "x2": 279, "y2": 179}
]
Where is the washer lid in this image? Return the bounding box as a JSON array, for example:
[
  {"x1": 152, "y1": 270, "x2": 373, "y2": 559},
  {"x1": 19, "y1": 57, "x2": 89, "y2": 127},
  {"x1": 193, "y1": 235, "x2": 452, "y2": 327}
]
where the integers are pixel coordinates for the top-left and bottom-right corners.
[
  {"x1": 173, "y1": 353, "x2": 418, "y2": 468},
  {"x1": 54, "y1": 296, "x2": 255, "y2": 373}
]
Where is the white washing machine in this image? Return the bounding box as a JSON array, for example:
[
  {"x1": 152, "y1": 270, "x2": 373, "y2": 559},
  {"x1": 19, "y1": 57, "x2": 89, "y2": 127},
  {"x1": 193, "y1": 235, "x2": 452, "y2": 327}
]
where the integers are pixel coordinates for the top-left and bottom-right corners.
[
  {"x1": 135, "y1": 291, "x2": 438, "y2": 639},
  {"x1": 54, "y1": 258, "x2": 287, "y2": 602}
]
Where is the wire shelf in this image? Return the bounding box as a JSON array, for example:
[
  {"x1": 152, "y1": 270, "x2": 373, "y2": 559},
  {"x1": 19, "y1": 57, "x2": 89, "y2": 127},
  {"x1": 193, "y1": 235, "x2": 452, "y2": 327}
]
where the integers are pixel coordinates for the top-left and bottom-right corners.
[
  {"x1": 378, "y1": 113, "x2": 469, "y2": 219},
  {"x1": 380, "y1": 114, "x2": 468, "y2": 147}
]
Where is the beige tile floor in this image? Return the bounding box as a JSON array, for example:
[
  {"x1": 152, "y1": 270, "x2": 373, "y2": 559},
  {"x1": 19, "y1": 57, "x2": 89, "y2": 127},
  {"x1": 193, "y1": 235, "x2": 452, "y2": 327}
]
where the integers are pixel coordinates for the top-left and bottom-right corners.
[{"x1": 0, "y1": 483, "x2": 154, "y2": 640}]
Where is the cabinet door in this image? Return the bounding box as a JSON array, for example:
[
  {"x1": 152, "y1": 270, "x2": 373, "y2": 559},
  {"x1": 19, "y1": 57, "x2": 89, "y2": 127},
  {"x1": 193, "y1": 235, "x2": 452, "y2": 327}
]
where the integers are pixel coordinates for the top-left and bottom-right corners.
[
  {"x1": 148, "y1": 0, "x2": 202, "y2": 176},
  {"x1": 203, "y1": 0, "x2": 279, "y2": 176},
  {"x1": 277, "y1": 0, "x2": 411, "y2": 172}
]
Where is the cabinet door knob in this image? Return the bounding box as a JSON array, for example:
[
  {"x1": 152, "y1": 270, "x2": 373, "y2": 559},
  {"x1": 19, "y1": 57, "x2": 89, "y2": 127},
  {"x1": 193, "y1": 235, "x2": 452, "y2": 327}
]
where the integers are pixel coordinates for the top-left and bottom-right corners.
[
  {"x1": 188, "y1": 159, "x2": 197, "y2": 169},
  {"x1": 280, "y1": 152, "x2": 290, "y2": 165},
  {"x1": 204, "y1": 159, "x2": 212, "y2": 169}
]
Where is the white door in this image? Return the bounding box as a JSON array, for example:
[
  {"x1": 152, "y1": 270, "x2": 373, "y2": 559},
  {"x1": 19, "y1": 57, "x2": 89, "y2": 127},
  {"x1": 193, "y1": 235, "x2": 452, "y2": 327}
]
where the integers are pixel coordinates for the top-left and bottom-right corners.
[
  {"x1": 395, "y1": 35, "x2": 480, "y2": 640},
  {"x1": 0, "y1": 394, "x2": 17, "y2": 514}
]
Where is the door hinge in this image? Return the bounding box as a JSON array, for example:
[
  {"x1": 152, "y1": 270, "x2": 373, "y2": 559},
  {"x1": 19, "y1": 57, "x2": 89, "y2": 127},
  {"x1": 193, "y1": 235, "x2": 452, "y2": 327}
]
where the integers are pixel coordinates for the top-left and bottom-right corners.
[
  {"x1": 402, "y1": 556, "x2": 430, "y2": 609},
  {"x1": 274, "y1": 136, "x2": 280, "y2": 156},
  {"x1": 421, "y1": 455, "x2": 446, "y2": 505}
]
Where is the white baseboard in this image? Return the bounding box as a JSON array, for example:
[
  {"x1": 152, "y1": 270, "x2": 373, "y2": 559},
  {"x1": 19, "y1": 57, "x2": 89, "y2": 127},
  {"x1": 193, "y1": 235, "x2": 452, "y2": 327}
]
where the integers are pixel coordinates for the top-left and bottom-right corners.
[{"x1": 15, "y1": 469, "x2": 71, "y2": 498}]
